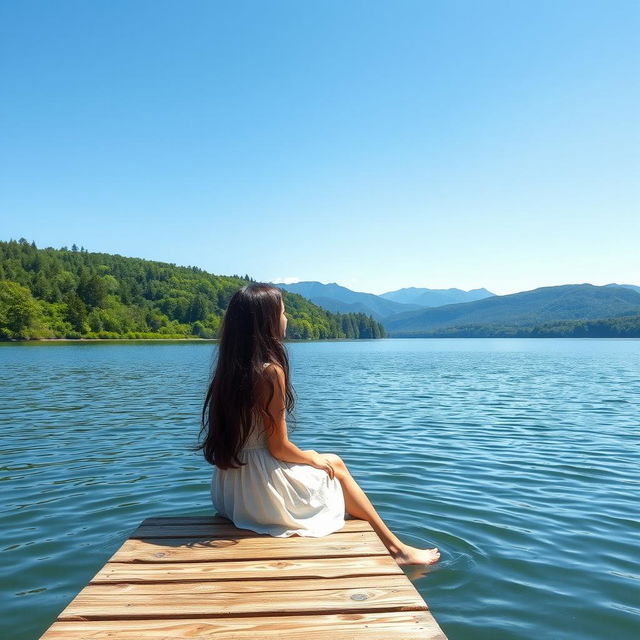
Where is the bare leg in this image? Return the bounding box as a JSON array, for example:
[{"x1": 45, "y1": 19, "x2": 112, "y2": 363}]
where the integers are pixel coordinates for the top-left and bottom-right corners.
[{"x1": 320, "y1": 454, "x2": 440, "y2": 566}]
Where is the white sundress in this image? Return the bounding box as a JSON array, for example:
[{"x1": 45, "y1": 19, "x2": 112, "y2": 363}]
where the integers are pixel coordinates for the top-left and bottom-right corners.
[{"x1": 210, "y1": 363, "x2": 346, "y2": 537}]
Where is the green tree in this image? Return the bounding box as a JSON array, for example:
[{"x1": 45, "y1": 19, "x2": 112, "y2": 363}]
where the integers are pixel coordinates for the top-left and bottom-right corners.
[
  {"x1": 77, "y1": 273, "x2": 108, "y2": 309},
  {"x1": 188, "y1": 293, "x2": 209, "y2": 322},
  {"x1": 64, "y1": 293, "x2": 88, "y2": 333},
  {"x1": 0, "y1": 280, "x2": 44, "y2": 338}
]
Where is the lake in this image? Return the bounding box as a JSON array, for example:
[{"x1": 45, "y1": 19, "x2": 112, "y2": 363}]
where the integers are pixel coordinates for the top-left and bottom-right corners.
[{"x1": 1, "y1": 338, "x2": 638, "y2": 639}]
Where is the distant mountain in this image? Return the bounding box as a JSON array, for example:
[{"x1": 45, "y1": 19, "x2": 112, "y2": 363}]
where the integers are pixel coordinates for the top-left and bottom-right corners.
[
  {"x1": 605, "y1": 283, "x2": 640, "y2": 295},
  {"x1": 271, "y1": 280, "x2": 495, "y2": 320},
  {"x1": 271, "y1": 281, "x2": 423, "y2": 321},
  {"x1": 383, "y1": 283, "x2": 640, "y2": 336},
  {"x1": 380, "y1": 286, "x2": 495, "y2": 307}
]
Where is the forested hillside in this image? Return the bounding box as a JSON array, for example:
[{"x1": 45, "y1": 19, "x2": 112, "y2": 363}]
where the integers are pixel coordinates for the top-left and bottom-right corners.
[
  {"x1": 390, "y1": 315, "x2": 640, "y2": 338},
  {"x1": 0, "y1": 238, "x2": 384, "y2": 341},
  {"x1": 383, "y1": 283, "x2": 640, "y2": 337}
]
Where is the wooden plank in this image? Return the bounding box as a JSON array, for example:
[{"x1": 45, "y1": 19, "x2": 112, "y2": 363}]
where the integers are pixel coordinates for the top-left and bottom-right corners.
[
  {"x1": 91, "y1": 554, "x2": 404, "y2": 583},
  {"x1": 77, "y1": 574, "x2": 416, "y2": 595},
  {"x1": 56, "y1": 578, "x2": 427, "y2": 620},
  {"x1": 108, "y1": 531, "x2": 390, "y2": 563},
  {"x1": 41, "y1": 610, "x2": 446, "y2": 639}
]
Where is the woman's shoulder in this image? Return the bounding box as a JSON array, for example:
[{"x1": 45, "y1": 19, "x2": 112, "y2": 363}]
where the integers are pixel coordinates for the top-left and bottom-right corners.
[{"x1": 261, "y1": 362, "x2": 285, "y2": 389}]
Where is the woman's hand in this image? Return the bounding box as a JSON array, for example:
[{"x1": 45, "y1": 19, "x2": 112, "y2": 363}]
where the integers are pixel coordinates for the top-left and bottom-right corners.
[{"x1": 303, "y1": 450, "x2": 335, "y2": 479}]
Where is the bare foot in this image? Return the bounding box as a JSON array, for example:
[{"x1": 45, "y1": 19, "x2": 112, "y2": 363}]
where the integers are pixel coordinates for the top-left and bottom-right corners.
[{"x1": 391, "y1": 544, "x2": 440, "y2": 566}]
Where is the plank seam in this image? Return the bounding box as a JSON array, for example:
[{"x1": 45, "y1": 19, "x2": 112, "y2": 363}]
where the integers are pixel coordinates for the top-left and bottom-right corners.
[
  {"x1": 57, "y1": 604, "x2": 429, "y2": 622},
  {"x1": 89, "y1": 572, "x2": 403, "y2": 584},
  {"x1": 108, "y1": 551, "x2": 389, "y2": 561}
]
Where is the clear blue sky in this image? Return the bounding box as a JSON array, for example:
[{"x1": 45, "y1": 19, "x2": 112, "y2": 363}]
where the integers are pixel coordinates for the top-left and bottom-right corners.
[{"x1": 1, "y1": 1, "x2": 638, "y2": 296}]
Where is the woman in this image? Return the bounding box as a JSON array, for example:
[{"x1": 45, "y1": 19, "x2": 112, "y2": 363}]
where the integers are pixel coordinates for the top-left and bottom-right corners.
[{"x1": 196, "y1": 282, "x2": 440, "y2": 566}]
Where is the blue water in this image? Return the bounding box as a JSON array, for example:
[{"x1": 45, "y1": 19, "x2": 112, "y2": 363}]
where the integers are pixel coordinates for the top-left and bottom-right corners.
[{"x1": 1, "y1": 338, "x2": 639, "y2": 639}]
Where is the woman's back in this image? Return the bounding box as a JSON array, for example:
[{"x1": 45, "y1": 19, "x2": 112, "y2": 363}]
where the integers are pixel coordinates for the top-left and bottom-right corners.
[
  {"x1": 239, "y1": 361, "x2": 274, "y2": 452},
  {"x1": 240, "y1": 411, "x2": 269, "y2": 452}
]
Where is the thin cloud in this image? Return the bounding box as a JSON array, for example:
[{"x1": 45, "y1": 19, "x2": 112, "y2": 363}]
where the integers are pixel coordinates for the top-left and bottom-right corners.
[{"x1": 270, "y1": 277, "x2": 301, "y2": 285}]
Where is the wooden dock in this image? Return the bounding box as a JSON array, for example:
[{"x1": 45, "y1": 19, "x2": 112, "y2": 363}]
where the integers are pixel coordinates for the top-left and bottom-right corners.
[{"x1": 40, "y1": 515, "x2": 448, "y2": 639}]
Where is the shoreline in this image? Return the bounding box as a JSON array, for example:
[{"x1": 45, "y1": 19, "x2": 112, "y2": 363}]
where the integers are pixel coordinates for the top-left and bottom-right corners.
[
  {"x1": 1, "y1": 336, "x2": 638, "y2": 344},
  {"x1": 0, "y1": 337, "x2": 218, "y2": 342}
]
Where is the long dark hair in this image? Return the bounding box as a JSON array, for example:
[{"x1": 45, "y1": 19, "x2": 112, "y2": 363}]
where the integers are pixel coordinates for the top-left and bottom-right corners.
[{"x1": 194, "y1": 283, "x2": 296, "y2": 469}]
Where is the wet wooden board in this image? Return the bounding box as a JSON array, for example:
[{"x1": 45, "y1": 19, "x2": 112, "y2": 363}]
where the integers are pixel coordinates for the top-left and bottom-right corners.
[{"x1": 39, "y1": 515, "x2": 448, "y2": 639}]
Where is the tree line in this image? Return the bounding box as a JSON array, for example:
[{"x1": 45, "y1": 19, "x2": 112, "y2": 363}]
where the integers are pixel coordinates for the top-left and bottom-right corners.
[
  {"x1": 0, "y1": 238, "x2": 385, "y2": 341},
  {"x1": 390, "y1": 315, "x2": 640, "y2": 338}
]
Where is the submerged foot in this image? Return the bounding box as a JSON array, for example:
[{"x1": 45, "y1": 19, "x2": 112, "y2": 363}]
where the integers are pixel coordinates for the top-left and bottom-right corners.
[{"x1": 391, "y1": 544, "x2": 440, "y2": 566}]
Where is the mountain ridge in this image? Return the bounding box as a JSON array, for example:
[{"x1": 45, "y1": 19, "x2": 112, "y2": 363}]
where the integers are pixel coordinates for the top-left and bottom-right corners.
[{"x1": 273, "y1": 280, "x2": 640, "y2": 338}]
